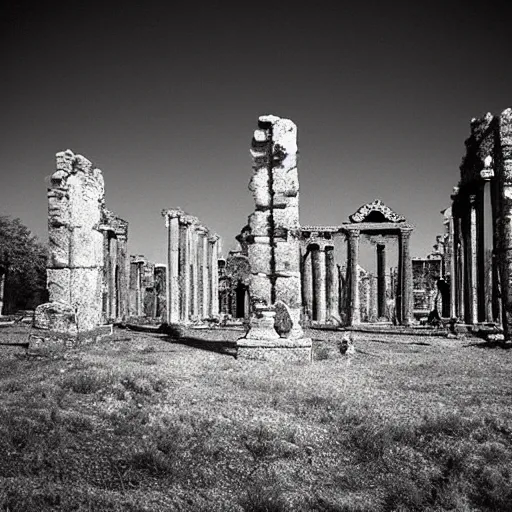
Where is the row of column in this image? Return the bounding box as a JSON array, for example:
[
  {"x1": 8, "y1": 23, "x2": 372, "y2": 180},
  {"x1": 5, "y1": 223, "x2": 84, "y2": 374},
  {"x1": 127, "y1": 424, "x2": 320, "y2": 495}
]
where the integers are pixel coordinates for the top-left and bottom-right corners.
[
  {"x1": 163, "y1": 209, "x2": 220, "y2": 324},
  {"x1": 302, "y1": 245, "x2": 338, "y2": 323},
  {"x1": 451, "y1": 183, "x2": 500, "y2": 325},
  {"x1": 347, "y1": 229, "x2": 412, "y2": 326}
]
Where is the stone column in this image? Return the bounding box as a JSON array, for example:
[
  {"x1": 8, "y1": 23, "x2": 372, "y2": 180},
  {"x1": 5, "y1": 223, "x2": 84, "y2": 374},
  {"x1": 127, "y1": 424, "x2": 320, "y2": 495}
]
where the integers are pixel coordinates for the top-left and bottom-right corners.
[
  {"x1": 191, "y1": 226, "x2": 199, "y2": 320},
  {"x1": 165, "y1": 210, "x2": 181, "y2": 323},
  {"x1": 109, "y1": 236, "x2": 117, "y2": 320},
  {"x1": 202, "y1": 231, "x2": 209, "y2": 319},
  {"x1": 0, "y1": 270, "x2": 5, "y2": 315},
  {"x1": 466, "y1": 194, "x2": 478, "y2": 324},
  {"x1": 490, "y1": 178, "x2": 501, "y2": 325},
  {"x1": 116, "y1": 235, "x2": 129, "y2": 321},
  {"x1": 180, "y1": 216, "x2": 193, "y2": 322},
  {"x1": 239, "y1": 114, "x2": 311, "y2": 361},
  {"x1": 447, "y1": 210, "x2": 456, "y2": 319},
  {"x1": 302, "y1": 249, "x2": 313, "y2": 320},
  {"x1": 325, "y1": 246, "x2": 338, "y2": 321},
  {"x1": 369, "y1": 274, "x2": 378, "y2": 322},
  {"x1": 376, "y1": 243, "x2": 386, "y2": 318},
  {"x1": 311, "y1": 245, "x2": 326, "y2": 323},
  {"x1": 347, "y1": 230, "x2": 360, "y2": 325},
  {"x1": 475, "y1": 188, "x2": 486, "y2": 323},
  {"x1": 400, "y1": 229, "x2": 413, "y2": 326},
  {"x1": 208, "y1": 234, "x2": 219, "y2": 317},
  {"x1": 498, "y1": 109, "x2": 512, "y2": 338}
]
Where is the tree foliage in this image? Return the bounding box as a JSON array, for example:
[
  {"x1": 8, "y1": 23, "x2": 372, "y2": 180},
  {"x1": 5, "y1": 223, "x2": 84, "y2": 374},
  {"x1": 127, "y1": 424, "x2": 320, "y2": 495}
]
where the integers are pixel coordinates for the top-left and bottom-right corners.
[{"x1": 0, "y1": 215, "x2": 48, "y2": 314}]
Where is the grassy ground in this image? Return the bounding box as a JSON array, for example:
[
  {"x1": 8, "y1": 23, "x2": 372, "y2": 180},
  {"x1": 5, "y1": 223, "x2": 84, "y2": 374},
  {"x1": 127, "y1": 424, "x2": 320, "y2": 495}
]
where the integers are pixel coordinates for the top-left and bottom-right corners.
[{"x1": 0, "y1": 325, "x2": 511, "y2": 511}]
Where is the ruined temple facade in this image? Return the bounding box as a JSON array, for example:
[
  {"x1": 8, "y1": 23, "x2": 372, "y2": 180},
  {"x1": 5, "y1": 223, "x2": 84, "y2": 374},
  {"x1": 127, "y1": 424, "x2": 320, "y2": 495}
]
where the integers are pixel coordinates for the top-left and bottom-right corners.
[
  {"x1": 161, "y1": 209, "x2": 220, "y2": 323},
  {"x1": 35, "y1": 150, "x2": 129, "y2": 333},
  {"x1": 301, "y1": 199, "x2": 414, "y2": 326},
  {"x1": 441, "y1": 108, "x2": 512, "y2": 337}
]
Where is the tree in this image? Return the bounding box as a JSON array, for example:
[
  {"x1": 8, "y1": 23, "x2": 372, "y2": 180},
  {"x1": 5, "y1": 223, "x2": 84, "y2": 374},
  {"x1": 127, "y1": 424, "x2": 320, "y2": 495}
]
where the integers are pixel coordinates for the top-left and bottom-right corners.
[{"x1": 0, "y1": 215, "x2": 48, "y2": 314}]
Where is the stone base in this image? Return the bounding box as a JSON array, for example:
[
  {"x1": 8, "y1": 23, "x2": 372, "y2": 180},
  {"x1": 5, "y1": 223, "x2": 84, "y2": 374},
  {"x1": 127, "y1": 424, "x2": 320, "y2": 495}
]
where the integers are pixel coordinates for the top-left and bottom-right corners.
[
  {"x1": 236, "y1": 337, "x2": 312, "y2": 363},
  {"x1": 33, "y1": 301, "x2": 78, "y2": 335}
]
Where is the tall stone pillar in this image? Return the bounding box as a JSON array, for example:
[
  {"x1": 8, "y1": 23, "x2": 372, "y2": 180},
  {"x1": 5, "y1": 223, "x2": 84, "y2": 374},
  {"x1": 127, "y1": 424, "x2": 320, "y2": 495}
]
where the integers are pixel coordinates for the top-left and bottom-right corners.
[
  {"x1": 325, "y1": 246, "x2": 338, "y2": 322},
  {"x1": 38, "y1": 150, "x2": 105, "y2": 333},
  {"x1": 116, "y1": 234, "x2": 129, "y2": 320},
  {"x1": 376, "y1": 243, "x2": 387, "y2": 318},
  {"x1": 498, "y1": 109, "x2": 512, "y2": 338},
  {"x1": 465, "y1": 194, "x2": 478, "y2": 324},
  {"x1": 0, "y1": 271, "x2": 5, "y2": 315},
  {"x1": 400, "y1": 229, "x2": 413, "y2": 326},
  {"x1": 311, "y1": 245, "x2": 326, "y2": 323},
  {"x1": 202, "y1": 230, "x2": 209, "y2": 319},
  {"x1": 347, "y1": 230, "x2": 360, "y2": 326},
  {"x1": 165, "y1": 210, "x2": 181, "y2": 323},
  {"x1": 180, "y1": 216, "x2": 193, "y2": 322},
  {"x1": 108, "y1": 236, "x2": 117, "y2": 320},
  {"x1": 369, "y1": 274, "x2": 378, "y2": 322},
  {"x1": 301, "y1": 249, "x2": 313, "y2": 320},
  {"x1": 489, "y1": 178, "x2": 501, "y2": 325},
  {"x1": 446, "y1": 209, "x2": 457, "y2": 319},
  {"x1": 238, "y1": 114, "x2": 311, "y2": 362},
  {"x1": 208, "y1": 235, "x2": 219, "y2": 317},
  {"x1": 191, "y1": 226, "x2": 199, "y2": 320}
]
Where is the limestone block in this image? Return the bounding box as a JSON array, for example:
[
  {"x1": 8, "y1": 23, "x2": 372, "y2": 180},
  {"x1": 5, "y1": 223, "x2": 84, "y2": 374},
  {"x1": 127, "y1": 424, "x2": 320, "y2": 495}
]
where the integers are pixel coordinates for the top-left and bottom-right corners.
[
  {"x1": 274, "y1": 276, "x2": 302, "y2": 308},
  {"x1": 250, "y1": 273, "x2": 272, "y2": 305},
  {"x1": 71, "y1": 229, "x2": 104, "y2": 267},
  {"x1": 70, "y1": 268, "x2": 103, "y2": 331},
  {"x1": 274, "y1": 242, "x2": 300, "y2": 274},
  {"x1": 47, "y1": 268, "x2": 71, "y2": 303},
  {"x1": 248, "y1": 211, "x2": 270, "y2": 236},
  {"x1": 34, "y1": 301, "x2": 78, "y2": 335},
  {"x1": 248, "y1": 243, "x2": 272, "y2": 274},
  {"x1": 56, "y1": 149, "x2": 74, "y2": 173},
  {"x1": 48, "y1": 228, "x2": 70, "y2": 267},
  {"x1": 273, "y1": 168, "x2": 299, "y2": 197},
  {"x1": 248, "y1": 169, "x2": 270, "y2": 208}
]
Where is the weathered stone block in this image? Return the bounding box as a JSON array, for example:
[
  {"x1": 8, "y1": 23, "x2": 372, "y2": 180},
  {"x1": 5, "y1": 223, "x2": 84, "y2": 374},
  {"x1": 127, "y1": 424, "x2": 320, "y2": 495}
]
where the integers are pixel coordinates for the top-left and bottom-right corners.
[
  {"x1": 248, "y1": 168, "x2": 270, "y2": 208},
  {"x1": 274, "y1": 242, "x2": 300, "y2": 273},
  {"x1": 34, "y1": 301, "x2": 78, "y2": 335},
  {"x1": 71, "y1": 229, "x2": 103, "y2": 267},
  {"x1": 70, "y1": 268, "x2": 103, "y2": 331},
  {"x1": 248, "y1": 211, "x2": 270, "y2": 236},
  {"x1": 249, "y1": 243, "x2": 272, "y2": 274},
  {"x1": 274, "y1": 276, "x2": 302, "y2": 308},
  {"x1": 250, "y1": 273, "x2": 272, "y2": 305},
  {"x1": 273, "y1": 206, "x2": 300, "y2": 230},
  {"x1": 47, "y1": 268, "x2": 71, "y2": 304}
]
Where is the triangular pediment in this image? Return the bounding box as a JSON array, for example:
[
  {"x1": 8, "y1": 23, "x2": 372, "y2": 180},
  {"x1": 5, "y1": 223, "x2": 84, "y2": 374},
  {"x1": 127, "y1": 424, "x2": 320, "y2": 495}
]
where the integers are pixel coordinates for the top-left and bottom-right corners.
[{"x1": 349, "y1": 199, "x2": 405, "y2": 223}]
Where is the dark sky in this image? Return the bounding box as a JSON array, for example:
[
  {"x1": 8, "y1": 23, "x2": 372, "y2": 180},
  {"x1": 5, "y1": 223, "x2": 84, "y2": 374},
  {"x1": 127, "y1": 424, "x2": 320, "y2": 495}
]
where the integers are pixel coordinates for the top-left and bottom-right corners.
[{"x1": 2, "y1": 1, "x2": 512, "y2": 265}]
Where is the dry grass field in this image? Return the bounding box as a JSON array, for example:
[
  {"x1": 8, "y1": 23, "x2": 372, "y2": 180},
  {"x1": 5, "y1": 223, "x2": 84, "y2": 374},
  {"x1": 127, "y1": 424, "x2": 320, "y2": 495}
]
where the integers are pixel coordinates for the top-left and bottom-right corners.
[{"x1": 0, "y1": 324, "x2": 511, "y2": 511}]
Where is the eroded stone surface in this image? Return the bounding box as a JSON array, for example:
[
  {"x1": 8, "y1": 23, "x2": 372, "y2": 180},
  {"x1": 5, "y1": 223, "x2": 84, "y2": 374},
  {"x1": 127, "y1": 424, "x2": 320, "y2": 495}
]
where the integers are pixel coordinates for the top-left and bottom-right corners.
[
  {"x1": 240, "y1": 115, "x2": 309, "y2": 360},
  {"x1": 34, "y1": 301, "x2": 78, "y2": 334}
]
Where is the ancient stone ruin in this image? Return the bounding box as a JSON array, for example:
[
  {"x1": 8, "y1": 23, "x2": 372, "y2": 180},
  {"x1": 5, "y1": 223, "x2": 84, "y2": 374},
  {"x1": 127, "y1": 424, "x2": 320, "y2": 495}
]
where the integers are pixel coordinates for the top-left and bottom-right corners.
[
  {"x1": 34, "y1": 150, "x2": 129, "y2": 333},
  {"x1": 301, "y1": 199, "x2": 414, "y2": 326},
  {"x1": 237, "y1": 115, "x2": 312, "y2": 361},
  {"x1": 433, "y1": 108, "x2": 512, "y2": 338},
  {"x1": 161, "y1": 208, "x2": 220, "y2": 324}
]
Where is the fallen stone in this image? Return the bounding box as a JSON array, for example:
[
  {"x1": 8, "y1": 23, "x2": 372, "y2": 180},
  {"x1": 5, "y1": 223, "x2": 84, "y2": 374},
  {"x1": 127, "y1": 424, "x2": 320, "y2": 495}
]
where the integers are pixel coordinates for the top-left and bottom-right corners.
[{"x1": 33, "y1": 301, "x2": 78, "y2": 335}]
